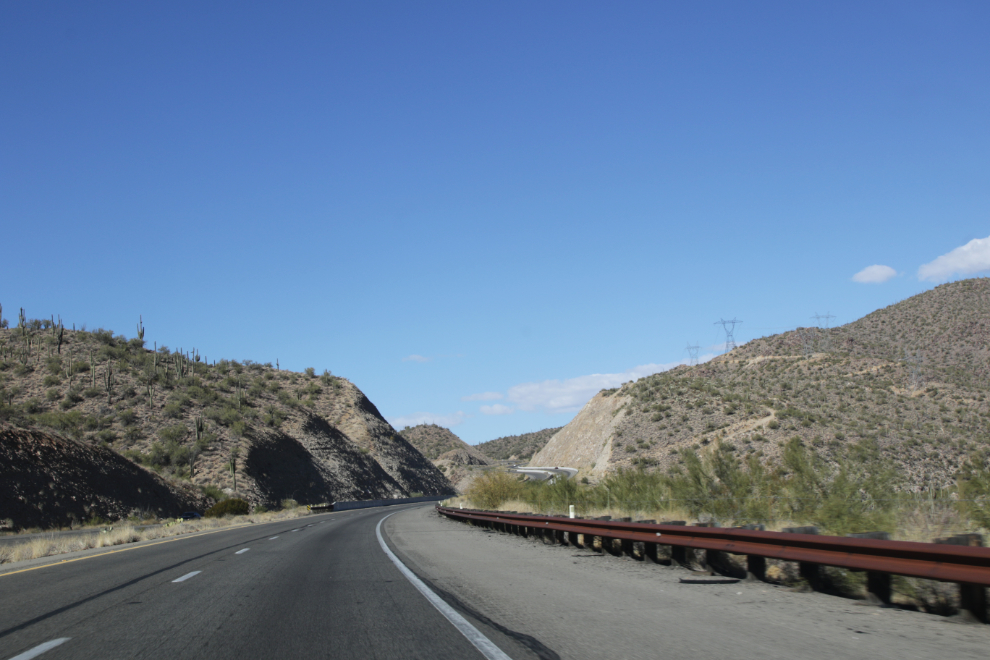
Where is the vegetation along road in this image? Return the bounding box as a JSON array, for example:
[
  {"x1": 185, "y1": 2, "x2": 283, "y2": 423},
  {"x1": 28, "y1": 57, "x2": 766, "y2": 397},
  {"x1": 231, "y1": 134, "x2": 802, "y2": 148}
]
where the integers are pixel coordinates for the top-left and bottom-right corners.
[{"x1": 2, "y1": 504, "x2": 989, "y2": 660}]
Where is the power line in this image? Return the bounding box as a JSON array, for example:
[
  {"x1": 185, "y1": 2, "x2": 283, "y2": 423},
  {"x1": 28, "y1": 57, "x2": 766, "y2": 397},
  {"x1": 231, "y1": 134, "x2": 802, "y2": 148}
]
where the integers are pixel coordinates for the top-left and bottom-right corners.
[
  {"x1": 685, "y1": 343, "x2": 700, "y2": 366},
  {"x1": 714, "y1": 318, "x2": 742, "y2": 353}
]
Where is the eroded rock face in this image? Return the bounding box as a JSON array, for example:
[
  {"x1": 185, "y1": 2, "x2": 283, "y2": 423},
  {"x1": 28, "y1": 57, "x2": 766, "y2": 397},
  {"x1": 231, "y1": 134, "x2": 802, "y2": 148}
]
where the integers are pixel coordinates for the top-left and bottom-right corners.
[
  {"x1": 528, "y1": 392, "x2": 629, "y2": 479},
  {"x1": 0, "y1": 424, "x2": 208, "y2": 529}
]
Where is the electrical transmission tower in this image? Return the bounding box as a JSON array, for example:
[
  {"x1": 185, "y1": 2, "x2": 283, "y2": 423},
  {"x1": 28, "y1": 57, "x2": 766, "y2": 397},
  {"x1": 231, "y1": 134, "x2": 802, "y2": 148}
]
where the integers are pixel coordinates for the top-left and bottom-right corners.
[
  {"x1": 811, "y1": 312, "x2": 835, "y2": 353},
  {"x1": 685, "y1": 343, "x2": 700, "y2": 366},
  {"x1": 714, "y1": 319, "x2": 742, "y2": 353}
]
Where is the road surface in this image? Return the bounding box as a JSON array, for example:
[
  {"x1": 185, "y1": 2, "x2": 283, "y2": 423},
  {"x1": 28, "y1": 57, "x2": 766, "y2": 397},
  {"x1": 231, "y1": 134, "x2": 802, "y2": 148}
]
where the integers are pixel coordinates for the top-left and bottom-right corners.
[{"x1": 2, "y1": 503, "x2": 988, "y2": 659}]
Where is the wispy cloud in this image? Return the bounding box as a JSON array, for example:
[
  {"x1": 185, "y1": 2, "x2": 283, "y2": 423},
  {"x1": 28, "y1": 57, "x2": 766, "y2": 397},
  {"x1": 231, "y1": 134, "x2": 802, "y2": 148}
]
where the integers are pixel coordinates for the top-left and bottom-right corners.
[
  {"x1": 918, "y1": 236, "x2": 990, "y2": 282},
  {"x1": 480, "y1": 404, "x2": 514, "y2": 415},
  {"x1": 852, "y1": 264, "x2": 897, "y2": 284},
  {"x1": 462, "y1": 391, "x2": 503, "y2": 401},
  {"x1": 505, "y1": 359, "x2": 711, "y2": 415},
  {"x1": 389, "y1": 411, "x2": 467, "y2": 429},
  {"x1": 402, "y1": 354, "x2": 431, "y2": 363}
]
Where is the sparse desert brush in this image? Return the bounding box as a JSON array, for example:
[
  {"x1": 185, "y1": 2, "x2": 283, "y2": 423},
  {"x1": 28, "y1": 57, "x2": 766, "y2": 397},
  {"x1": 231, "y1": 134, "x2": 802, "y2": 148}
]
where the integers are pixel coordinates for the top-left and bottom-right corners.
[
  {"x1": 466, "y1": 470, "x2": 526, "y2": 509},
  {"x1": 205, "y1": 498, "x2": 250, "y2": 517}
]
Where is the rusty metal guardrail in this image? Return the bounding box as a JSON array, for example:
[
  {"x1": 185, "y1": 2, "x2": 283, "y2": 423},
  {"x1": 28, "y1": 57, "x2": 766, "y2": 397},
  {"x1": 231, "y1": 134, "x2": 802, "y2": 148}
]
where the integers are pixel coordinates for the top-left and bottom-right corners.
[{"x1": 436, "y1": 506, "x2": 990, "y2": 621}]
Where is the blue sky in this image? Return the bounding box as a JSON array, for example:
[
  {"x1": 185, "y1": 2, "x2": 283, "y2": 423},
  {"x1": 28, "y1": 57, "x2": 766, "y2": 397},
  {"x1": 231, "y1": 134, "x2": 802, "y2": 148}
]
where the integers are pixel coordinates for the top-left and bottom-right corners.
[{"x1": 3, "y1": 2, "x2": 989, "y2": 444}]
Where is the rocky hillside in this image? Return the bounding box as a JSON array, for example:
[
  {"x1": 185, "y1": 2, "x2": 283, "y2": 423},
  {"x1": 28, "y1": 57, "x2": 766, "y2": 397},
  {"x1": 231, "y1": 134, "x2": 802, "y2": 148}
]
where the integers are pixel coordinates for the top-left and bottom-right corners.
[
  {"x1": 399, "y1": 424, "x2": 491, "y2": 493},
  {"x1": 399, "y1": 423, "x2": 487, "y2": 461},
  {"x1": 476, "y1": 427, "x2": 561, "y2": 461},
  {"x1": 1, "y1": 423, "x2": 208, "y2": 529},
  {"x1": 531, "y1": 279, "x2": 990, "y2": 490},
  {"x1": 0, "y1": 321, "x2": 454, "y2": 517}
]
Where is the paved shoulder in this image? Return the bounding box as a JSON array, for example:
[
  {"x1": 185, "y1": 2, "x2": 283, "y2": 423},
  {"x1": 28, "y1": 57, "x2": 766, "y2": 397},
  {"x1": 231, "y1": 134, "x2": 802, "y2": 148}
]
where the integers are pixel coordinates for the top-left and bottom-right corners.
[{"x1": 384, "y1": 506, "x2": 990, "y2": 660}]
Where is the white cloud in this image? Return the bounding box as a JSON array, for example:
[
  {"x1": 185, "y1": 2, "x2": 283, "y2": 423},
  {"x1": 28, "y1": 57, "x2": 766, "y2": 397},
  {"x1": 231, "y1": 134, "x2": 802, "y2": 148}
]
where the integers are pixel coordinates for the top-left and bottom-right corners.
[
  {"x1": 918, "y1": 235, "x2": 990, "y2": 281},
  {"x1": 402, "y1": 354, "x2": 431, "y2": 363},
  {"x1": 852, "y1": 264, "x2": 897, "y2": 284},
  {"x1": 480, "y1": 404, "x2": 514, "y2": 415},
  {"x1": 506, "y1": 359, "x2": 711, "y2": 415},
  {"x1": 389, "y1": 411, "x2": 467, "y2": 429},
  {"x1": 462, "y1": 391, "x2": 503, "y2": 401}
]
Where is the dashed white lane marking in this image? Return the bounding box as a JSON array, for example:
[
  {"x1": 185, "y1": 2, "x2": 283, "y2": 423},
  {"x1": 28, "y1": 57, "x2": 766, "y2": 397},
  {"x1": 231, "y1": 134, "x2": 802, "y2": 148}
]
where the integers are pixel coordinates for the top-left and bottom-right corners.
[
  {"x1": 375, "y1": 513, "x2": 510, "y2": 660},
  {"x1": 290, "y1": 529, "x2": 300, "y2": 532},
  {"x1": 172, "y1": 571, "x2": 201, "y2": 583},
  {"x1": 269, "y1": 536, "x2": 279, "y2": 540},
  {"x1": 235, "y1": 548, "x2": 250, "y2": 555},
  {"x1": 8, "y1": 638, "x2": 70, "y2": 660}
]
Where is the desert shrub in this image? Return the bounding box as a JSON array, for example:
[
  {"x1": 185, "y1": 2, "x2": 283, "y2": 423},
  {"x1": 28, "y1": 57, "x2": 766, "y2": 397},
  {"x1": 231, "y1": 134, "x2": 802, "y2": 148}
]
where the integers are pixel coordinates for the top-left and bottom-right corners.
[
  {"x1": 158, "y1": 424, "x2": 187, "y2": 443},
  {"x1": 97, "y1": 428, "x2": 117, "y2": 443},
  {"x1": 33, "y1": 410, "x2": 87, "y2": 438},
  {"x1": 83, "y1": 387, "x2": 101, "y2": 399},
  {"x1": 205, "y1": 498, "x2": 249, "y2": 517},
  {"x1": 46, "y1": 388, "x2": 60, "y2": 401},
  {"x1": 230, "y1": 420, "x2": 247, "y2": 437},
  {"x1": 304, "y1": 367, "x2": 316, "y2": 377},
  {"x1": 201, "y1": 485, "x2": 226, "y2": 502},
  {"x1": 958, "y1": 450, "x2": 990, "y2": 529},
  {"x1": 23, "y1": 398, "x2": 43, "y2": 414},
  {"x1": 253, "y1": 505, "x2": 268, "y2": 514},
  {"x1": 466, "y1": 471, "x2": 525, "y2": 509},
  {"x1": 118, "y1": 409, "x2": 137, "y2": 426},
  {"x1": 280, "y1": 499, "x2": 298, "y2": 510},
  {"x1": 43, "y1": 374, "x2": 61, "y2": 387},
  {"x1": 163, "y1": 401, "x2": 184, "y2": 418}
]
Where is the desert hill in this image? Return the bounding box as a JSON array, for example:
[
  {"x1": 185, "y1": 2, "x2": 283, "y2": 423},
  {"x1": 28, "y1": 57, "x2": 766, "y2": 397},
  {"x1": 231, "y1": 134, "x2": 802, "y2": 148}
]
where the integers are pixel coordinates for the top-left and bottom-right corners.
[
  {"x1": 476, "y1": 427, "x2": 561, "y2": 461},
  {"x1": 1, "y1": 424, "x2": 208, "y2": 529},
  {"x1": 531, "y1": 279, "x2": 990, "y2": 490},
  {"x1": 398, "y1": 423, "x2": 491, "y2": 492},
  {"x1": 399, "y1": 423, "x2": 487, "y2": 461},
  {"x1": 0, "y1": 319, "x2": 453, "y2": 523}
]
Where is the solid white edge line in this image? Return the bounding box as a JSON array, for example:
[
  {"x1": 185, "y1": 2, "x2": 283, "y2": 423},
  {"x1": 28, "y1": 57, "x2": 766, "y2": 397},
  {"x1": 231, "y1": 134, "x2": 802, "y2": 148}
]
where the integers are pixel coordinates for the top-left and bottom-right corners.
[
  {"x1": 172, "y1": 571, "x2": 201, "y2": 583},
  {"x1": 375, "y1": 513, "x2": 511, "y2": 660},
  {"x1": 235, "y1": 548, "x2": 250, "y2": 555},
  {"x1": 7, "y1": 638, "x2": 70, "y2": 660}
]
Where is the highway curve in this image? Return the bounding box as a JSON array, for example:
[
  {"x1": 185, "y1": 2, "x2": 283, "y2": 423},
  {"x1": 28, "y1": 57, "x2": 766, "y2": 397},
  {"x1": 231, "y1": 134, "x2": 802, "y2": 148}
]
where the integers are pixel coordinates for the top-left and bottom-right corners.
[{"x1": 2, "y1": 503, "x2": 990, "y2": 660}]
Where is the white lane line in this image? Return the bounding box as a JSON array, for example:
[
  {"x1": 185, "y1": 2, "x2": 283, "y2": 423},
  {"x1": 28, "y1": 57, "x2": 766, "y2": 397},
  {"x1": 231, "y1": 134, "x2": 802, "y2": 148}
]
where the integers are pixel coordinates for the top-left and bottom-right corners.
[
  {"x1": 269, "y1": 536, "x2": 279, "y2": 540},
  {"x1": 375, "y1": 513, "x2": 510, "y2": 660},
  {"x1": 290, "y1": 529, "x2": 300, "y2": 532},
  {"x1": 8, "y1": 638, "x2": 70, "y2": 660},
  {"x1": 235, "y1": 548, "x2": 250, "y2": 555},
  {"x1": 172, "y1": 571, "x2": 201, "y2": 583}
]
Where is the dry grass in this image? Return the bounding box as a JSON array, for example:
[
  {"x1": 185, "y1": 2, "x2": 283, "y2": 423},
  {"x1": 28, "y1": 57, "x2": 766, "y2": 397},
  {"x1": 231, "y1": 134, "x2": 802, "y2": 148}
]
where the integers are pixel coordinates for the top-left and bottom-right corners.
[{"x1": 0, "y1": 507, "x2": 314, "y2": 566}]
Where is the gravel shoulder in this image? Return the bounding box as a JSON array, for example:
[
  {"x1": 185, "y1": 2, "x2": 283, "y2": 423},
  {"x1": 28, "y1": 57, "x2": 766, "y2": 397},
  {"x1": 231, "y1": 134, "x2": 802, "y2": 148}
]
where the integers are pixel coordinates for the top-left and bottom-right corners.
[{"x1": 384, "y1": 506, "x2": 990, "y2": 660}]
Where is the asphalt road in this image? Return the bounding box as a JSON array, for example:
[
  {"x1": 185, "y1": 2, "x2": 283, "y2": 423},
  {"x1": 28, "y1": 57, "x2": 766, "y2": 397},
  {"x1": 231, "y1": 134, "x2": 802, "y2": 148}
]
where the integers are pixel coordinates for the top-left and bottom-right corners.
[
  {"x1": 0, "y1": 505, "x2": 485, "y2": 660},
  {"x1": 3, "y1": 503, "x2": 990, "y2": 660}
]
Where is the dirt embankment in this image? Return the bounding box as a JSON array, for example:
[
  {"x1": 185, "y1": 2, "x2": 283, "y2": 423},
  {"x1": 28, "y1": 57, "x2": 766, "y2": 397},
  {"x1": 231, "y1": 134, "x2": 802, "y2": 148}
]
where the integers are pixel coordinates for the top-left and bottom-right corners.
[{"x1": 0, "y1": 424, "x2": 208, "y2": 529}]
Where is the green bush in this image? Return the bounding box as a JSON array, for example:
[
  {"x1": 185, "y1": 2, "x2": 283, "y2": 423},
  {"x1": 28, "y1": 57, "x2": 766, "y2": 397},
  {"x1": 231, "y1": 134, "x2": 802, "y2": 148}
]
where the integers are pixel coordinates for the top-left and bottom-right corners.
[
  {"x1": 466, "y1": 471, "x2": 525, "y2": 509},
  {"x1": 201, "y1": 485, "x2": 226, "y2": 502},
  {"x1": 205, "y1": 498, "x2": 249, "y2": 517}
]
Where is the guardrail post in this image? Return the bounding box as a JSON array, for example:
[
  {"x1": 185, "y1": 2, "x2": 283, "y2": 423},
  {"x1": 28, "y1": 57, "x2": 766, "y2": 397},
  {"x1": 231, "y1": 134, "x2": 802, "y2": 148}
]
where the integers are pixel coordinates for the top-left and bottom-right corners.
[
  {"x1": 732, "y1": 524, "x2": 767, "y2": 582},
  {"x1": 747, "y1": 555, "x2": 767, "y2": 582},
  {"x1": 659, "y1": 521, "x2": 688, "y2": 567},
  {"x1": 937, "y1": 533, "x2": 987, "y2": 623},
  {"x1": 616, "y1": 518, "x2": 635, "y2": 558},
  {"x1": 783, "y1": 526, "x2": 821, "y2": 590},
  {"x1": 848, "y1": 532, "x2": 892, "y2": 605},
  {"x1": 635, "y1": 520, "x2": 656, "y2": 562}
]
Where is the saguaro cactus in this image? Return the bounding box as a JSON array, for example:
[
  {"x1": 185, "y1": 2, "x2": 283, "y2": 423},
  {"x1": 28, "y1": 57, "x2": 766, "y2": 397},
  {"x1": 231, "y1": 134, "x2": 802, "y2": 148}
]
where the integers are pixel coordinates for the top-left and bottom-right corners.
[
  {"x1": 137, "y1": 316, "x2": 145, "y2": 341},
  {"x1": 103, "y1": 360, "x2": 116, "y2": 404}
]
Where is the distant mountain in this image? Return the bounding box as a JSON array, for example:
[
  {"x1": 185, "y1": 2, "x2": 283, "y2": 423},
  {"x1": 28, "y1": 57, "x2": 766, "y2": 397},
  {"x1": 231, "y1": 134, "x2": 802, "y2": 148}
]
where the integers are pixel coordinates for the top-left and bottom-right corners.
[
  {"x1": 476, "y1": 427, "x2": 562, "y2": 461},
  {"x1": 531, "y1": 279, "x2": 990, "y2": 490},
  {"x1": 398, "y1": 424, "x2": 491, "y2": 492}
]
